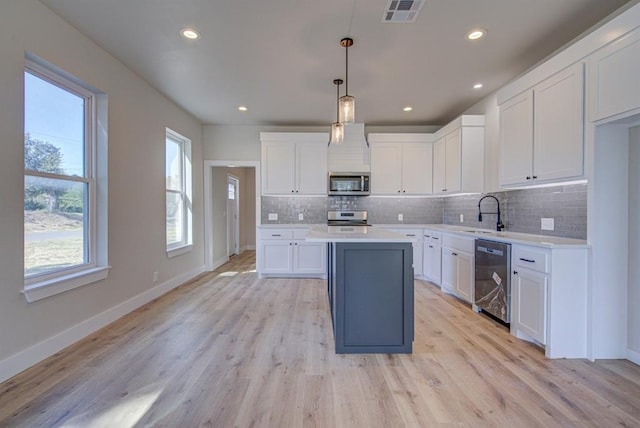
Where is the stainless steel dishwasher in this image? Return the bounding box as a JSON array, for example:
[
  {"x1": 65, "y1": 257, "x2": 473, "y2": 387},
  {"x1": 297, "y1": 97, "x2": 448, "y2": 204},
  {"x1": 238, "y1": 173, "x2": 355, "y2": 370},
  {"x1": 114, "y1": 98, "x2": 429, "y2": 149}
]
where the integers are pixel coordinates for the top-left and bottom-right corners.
[{"x1": 474, "y1": 239, "x2": 511, "y2": 324}]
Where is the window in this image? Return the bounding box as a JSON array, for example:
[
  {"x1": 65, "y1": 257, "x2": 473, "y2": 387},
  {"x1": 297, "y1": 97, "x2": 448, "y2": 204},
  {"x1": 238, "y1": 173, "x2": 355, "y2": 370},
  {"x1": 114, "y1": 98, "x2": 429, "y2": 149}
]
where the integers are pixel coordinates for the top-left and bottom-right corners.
[
  {"x1": 23, "y1": 56, "x2": 109, "y2": 302},
  {"x1": 166, "y1": 128, "x2": 192, "y2": 256},
  {"x1": 228, "y1": 183, "x2": 236, "y2": 200}
]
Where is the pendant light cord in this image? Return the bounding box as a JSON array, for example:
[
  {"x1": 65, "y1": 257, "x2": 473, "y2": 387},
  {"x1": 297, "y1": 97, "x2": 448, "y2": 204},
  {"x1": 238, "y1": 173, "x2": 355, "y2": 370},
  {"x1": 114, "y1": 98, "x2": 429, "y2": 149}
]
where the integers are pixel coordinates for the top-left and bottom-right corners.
[{"x1": 336, "y1": 81, "x2": 340, "y2": 121}]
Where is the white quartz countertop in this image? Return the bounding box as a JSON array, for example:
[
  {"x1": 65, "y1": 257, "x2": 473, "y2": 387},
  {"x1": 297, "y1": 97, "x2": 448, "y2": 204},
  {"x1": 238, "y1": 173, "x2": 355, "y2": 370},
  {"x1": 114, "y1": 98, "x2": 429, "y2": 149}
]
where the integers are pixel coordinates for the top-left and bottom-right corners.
[
  {"x1": 306, "y1": 225, "x2": 417, "y2": 243},
  {"x1": 259, "y1": 223, "x2": 588, "y2": 248},
  {"x1": 422, "y1": 224, "x2": 589, "y2": 249},
  {"x1": 258, "y1": 224, "x2": 320, "y2": 229}
]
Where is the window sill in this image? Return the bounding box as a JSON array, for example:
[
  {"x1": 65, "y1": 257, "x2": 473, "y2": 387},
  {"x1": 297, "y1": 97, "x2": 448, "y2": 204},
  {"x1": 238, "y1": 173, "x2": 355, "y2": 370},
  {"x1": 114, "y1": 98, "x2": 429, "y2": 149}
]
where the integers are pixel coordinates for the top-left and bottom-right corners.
[
  {"x1": 23, "y1": 266, "x2": 111, "y2": 303},
  {"x1": 167, "y1": 244, "x2": 193, "y2": 259}
]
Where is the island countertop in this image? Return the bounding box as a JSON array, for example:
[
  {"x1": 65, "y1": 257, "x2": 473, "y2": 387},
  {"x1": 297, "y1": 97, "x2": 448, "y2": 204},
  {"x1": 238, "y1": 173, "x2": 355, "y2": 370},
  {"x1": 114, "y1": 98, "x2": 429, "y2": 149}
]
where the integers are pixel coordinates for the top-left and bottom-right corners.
[{"x1": 305, "y1": 225, "x2": 417, "y2": 243}]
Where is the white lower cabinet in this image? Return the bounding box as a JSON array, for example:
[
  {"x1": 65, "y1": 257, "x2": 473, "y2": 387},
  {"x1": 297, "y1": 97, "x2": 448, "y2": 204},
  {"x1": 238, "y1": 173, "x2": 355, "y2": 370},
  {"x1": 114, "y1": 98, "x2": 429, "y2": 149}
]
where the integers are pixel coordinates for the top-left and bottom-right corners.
[
  {"x1": 422, "y1": 229, "x2": 441, "y2": 285},
  {"x1": 510, "y1": 244, "x2": 587, "y2": 358},
  {"x1": 441, "y1": 233, "x2": 474, "y2": 304},
  {"x1": 512, "y1": 268, "x2": 548, "y2": 344},
  {"x1": 386, "y1": 228, "x2": 423, "y2": 277},
  {"x1": 258, "y1": 228, "x2": 326, "y2": 277},
  {"x1": 292, "y1": 240, "x2": 326, "y2": 274},
  {"x1": 260, "y1": 240, "x2": 294, "y2": 274}
]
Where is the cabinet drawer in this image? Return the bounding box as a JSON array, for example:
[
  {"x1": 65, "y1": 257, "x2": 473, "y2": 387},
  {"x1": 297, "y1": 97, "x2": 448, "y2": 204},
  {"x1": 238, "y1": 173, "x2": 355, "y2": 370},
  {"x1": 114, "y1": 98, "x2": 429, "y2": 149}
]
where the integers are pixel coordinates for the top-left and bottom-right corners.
[
  {"x1": 259, "y1": 229, "x2": 294, "y2": 240},
  {"x1": 513, "y1": 245, "x2": 549, "y2": 273},
  {"x1": 423, "y1": 229, "x2": 442, "y2": 242},
  {"x1": 442, "y1": 234, "x2": 474, "y2": 253}
]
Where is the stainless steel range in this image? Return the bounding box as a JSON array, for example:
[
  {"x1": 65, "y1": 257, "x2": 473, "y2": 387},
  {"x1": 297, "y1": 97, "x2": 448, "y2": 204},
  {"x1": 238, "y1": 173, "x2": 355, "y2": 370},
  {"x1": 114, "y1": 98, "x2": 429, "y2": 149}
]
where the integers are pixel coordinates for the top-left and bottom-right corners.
[{"x1": 327, "y1": 210, "x2": 369, "y2": 226}]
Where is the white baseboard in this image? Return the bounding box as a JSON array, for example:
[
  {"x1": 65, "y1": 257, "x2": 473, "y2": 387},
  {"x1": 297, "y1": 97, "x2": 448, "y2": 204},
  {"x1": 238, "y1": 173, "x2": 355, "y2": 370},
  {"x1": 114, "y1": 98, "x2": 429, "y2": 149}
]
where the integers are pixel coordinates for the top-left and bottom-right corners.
[
  {"x1": 240, "y1": 245, "x2": 256, "y2": 252},
  {"x1": 0, "y1": 264, "x2": 206, "y2": 384},
  {"x1": 628, "y1": 348, "x2": 640, "y2": 366}
]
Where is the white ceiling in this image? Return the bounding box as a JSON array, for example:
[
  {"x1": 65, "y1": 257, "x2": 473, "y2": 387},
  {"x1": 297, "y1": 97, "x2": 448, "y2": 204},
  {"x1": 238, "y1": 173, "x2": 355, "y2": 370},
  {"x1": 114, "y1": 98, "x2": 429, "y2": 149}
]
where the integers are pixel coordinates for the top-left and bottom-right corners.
[{"x1": 40, "y1": 0, "x2": 633, "y2": 127}]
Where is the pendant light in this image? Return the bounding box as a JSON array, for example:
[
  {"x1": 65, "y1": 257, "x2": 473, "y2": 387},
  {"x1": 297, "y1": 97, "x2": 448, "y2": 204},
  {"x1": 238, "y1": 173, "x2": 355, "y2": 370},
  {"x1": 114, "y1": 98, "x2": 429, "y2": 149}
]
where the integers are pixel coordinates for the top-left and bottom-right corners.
[
  {"x1": 330, "y1": 79, "x2": 344, "y2": 144},
  {"x1": 339, "y1": 37, "x2": 355, "y2": 124}
]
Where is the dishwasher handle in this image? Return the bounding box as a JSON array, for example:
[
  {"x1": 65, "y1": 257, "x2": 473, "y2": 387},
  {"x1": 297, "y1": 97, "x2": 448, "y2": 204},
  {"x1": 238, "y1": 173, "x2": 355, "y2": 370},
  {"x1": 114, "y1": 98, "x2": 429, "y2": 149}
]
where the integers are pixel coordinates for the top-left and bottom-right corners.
[{"x1": 476, "y1": 245, "x2": 504, "y2": 257}]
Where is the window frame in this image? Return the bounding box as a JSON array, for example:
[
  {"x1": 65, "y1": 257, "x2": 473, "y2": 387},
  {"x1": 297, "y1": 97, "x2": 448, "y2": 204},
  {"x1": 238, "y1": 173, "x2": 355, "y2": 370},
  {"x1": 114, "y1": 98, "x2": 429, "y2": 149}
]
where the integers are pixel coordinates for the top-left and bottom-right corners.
[
  {"x1": 165, "y1": 128, "x2": 193, "y2": 257},
  {"x1": 23, "y1": 56, "x2": 109, "y2": 302}
]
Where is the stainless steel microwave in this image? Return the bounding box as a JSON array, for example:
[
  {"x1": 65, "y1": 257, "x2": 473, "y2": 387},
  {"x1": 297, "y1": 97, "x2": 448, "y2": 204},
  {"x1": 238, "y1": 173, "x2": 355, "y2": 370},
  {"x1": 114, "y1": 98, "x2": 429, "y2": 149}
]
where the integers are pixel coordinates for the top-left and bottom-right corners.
[{"x1": 328, "y1": 173, "x2": 370, "y2": 196}]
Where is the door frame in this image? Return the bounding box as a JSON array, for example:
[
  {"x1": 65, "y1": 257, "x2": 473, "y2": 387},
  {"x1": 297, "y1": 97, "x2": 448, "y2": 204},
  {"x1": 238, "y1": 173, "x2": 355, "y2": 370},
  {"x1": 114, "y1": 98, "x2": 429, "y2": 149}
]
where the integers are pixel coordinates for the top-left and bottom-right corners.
[{"x1": 204, "y1": 160, "x2": 260, "y2": 271}]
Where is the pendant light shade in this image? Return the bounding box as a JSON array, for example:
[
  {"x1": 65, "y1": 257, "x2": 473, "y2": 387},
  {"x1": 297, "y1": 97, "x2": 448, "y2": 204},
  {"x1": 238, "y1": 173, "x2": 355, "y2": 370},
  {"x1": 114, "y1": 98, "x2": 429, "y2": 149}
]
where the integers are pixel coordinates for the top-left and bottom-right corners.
[
  {"x1": 330, "y1": 79, "x2": 344, "y2": 144},
  {"x1": 339, "y1": 37, "x2": 355, "y2": 125},
  {"x1": 330, "y1": 122, "x2": 344, "y2": 144},
  {"x1": 339, "y1": 94, "x2": 355, "y2": 124}
]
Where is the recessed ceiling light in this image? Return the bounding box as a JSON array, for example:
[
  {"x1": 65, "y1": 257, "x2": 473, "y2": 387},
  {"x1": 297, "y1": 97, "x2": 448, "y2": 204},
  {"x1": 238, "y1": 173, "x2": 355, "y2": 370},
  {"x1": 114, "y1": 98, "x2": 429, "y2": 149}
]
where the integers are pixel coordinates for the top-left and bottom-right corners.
[
  {"x1": 473, "y1": 83, "x2": 483, "y2": 89},
  {"x1": 467, "y1": 29, "x2": 486, "y2": 40},
  {"x1": 403, "y1": 106, "x2": 413, "y2": 112},
  {"x1": 238, "y1": 106, "x2": 248, "y2": 112},
  {"x1": 180, "y1": 28, "x2": 199, "y2": 40}
]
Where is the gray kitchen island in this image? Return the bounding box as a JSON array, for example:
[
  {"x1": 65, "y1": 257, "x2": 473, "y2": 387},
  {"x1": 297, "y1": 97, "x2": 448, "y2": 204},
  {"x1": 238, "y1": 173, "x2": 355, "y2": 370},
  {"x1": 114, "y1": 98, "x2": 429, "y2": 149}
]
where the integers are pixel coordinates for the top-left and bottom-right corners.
[{"x1": 306, "y1": 226, "x2": 415, "y2": 354}]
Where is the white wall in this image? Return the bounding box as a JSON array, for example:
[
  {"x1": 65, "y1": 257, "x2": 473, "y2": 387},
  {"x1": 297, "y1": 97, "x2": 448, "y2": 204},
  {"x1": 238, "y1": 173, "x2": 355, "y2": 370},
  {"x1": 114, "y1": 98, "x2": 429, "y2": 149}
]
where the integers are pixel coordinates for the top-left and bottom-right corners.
[
  {"x1": 629, "y1": 126, "x2": 640, "y2": 354},
  {"x1": 0, "y1": 1, "x2": 204, "y2": 380}
]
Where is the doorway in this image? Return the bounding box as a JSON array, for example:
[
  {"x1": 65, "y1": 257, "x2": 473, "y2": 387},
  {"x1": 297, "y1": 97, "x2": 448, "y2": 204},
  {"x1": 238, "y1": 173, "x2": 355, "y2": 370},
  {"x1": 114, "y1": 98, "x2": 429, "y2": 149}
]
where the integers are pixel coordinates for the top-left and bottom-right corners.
[
  {"x1": 227, "y1": 175, "x2": 240, "y2": 256},
  {"x1": 204, "y1": 160, "x2": 260, "y2": 271}
]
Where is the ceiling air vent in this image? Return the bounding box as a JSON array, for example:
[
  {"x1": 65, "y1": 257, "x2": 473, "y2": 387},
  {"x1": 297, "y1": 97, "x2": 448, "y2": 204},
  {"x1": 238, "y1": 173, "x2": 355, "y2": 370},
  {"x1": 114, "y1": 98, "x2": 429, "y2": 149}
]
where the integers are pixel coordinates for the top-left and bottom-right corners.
[{"x1": 382, "y1": 0, "x2": 425, "y2": 23}]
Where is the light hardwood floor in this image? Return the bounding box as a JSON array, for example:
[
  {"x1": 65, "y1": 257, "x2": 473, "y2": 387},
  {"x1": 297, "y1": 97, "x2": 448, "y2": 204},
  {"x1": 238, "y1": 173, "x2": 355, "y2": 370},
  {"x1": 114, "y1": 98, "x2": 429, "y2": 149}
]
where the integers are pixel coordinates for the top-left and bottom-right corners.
[{"x1": 1, "y1": 251, "x2": 639, "y2": 427}]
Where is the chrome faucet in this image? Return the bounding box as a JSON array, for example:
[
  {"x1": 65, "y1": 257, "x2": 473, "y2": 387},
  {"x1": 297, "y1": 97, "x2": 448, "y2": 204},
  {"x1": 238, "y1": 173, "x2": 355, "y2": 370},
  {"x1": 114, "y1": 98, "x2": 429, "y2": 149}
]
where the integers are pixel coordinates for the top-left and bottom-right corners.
[{"x1": 478, "y1": 195, "x2": 505, "y2": 231}]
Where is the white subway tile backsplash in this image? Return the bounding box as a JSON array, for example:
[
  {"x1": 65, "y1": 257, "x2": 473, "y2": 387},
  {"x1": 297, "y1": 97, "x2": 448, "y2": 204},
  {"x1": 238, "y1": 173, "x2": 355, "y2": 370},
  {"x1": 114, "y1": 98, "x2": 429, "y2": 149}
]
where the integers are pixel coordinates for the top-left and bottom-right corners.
[{"x1": 261, "y1": 183, "x2": 587, "y2": 239}]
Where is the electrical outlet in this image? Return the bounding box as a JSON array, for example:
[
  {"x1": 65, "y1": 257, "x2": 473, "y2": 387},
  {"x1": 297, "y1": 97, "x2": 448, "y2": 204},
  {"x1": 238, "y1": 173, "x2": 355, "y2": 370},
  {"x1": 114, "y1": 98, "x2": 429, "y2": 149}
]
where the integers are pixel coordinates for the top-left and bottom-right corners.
[
  {"x1": 153, "y1": 271, "x2": 158, "y2": 283},
  {"x1": 541, "y1": 218, "x2": 555, "y2": 231},
  {"x1": 398, "y1": 214, "x2": 404, "y2": 222},
  {"x1": 268, "y1": 213, "x2": 278, "y2": 221},
  {"x1": 298, "y1": 213, "x2": 304, "y2": 221},
  {"x1": 459, "y1": 214, "x2": 464, "y2": 223}
]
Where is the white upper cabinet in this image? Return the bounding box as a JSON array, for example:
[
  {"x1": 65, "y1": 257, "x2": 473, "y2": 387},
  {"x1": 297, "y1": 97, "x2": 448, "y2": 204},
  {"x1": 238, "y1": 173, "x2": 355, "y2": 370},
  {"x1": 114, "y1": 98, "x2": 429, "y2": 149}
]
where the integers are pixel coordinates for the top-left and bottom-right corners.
[
  {"x1": 368, "y1": 134, "x2": 434, "y2": 195},
  {"x1": 295, "y1": 142, "x2": 328, "y2": 194},
  {"x1": 589, "y1": 26, "x2": 640, "y2": 122},
  {"x1": 262, "y1": 141, "x2": 296, "y2": 194},
  {"x1": 499, "y1": 91, "x2": 534, "y2": 186},
  {"x1": 534, "y1": 63, "x2": 584, "y2": 182},
  {"x1": 499, "y1": 62, "x2": 584, "y2": 187},
  {"x1": 261, "y1": 133, "x2": 328, "y2": 195},
  {"x1": 432, "y1": 115, "x2": 484, "y2": 195}
]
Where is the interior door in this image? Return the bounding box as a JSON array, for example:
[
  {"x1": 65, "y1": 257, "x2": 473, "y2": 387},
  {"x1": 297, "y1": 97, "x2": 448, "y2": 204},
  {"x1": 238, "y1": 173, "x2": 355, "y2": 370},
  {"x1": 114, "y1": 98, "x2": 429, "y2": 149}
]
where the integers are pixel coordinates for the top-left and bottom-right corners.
[{"x1": 227, "y1": 175, "x2": 239, "y2": 256}]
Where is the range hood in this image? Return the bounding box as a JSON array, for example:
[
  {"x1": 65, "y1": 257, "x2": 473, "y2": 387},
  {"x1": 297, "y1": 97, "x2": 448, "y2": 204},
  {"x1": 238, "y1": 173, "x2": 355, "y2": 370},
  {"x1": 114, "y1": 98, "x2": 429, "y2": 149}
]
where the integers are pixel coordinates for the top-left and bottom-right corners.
[{"x1": 328, "y1": 123, "x2": 370, "y2": 173}]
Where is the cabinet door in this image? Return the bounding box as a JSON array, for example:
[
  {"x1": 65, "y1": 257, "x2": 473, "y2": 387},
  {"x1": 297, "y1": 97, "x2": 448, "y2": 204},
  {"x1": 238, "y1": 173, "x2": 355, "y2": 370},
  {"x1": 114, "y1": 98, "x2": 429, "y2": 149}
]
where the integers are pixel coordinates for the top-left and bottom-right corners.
[
  {"x1": 534, "y1": 63, "x2": 584, "y2": 182},
  {"x1": 589, "y1": 28, "x2": 640, "y2": 122},
  {"x1": 412, "y1": 239, "x2": 423, "y2": 276},
  {"x1": 296, "y1": 142, "x2": 327, "y2": 195},
  {"x1": 513, "y1": 269, "x2": 548, "y2": 344},
  {"x1": 433, "y1": 138, "x2": 447, "y2": 194},
  {"x1": 260, "y1": 241, "x2": 293, "y2": 273},
  {"x1": 441, "y1": 248, "x2": 457, "y2": 293},
  {"x1": 293, "y1": 241, "x2": 326, "y2": 274},
  {"x1": 455, "y1": 251, "x2": 474, "y2": 303},
  {"x1": 262, "y1": 141, "x2": 296, "y2": 194},
  {"x1": 401, "y1": 143, "x2": 433, "y2": 194},
  {"x1": 445, "y1": 130, "x2": 462, "y2": 193},
  {"x1": 423, "y1": 242, "x2": 441, "y2": 285},
  {"x1": 370, "y1": 143, "x2": 402, "y2": 194},
  {"x1": 500, "y1": 91, "x2": 534, "y2": 186}
]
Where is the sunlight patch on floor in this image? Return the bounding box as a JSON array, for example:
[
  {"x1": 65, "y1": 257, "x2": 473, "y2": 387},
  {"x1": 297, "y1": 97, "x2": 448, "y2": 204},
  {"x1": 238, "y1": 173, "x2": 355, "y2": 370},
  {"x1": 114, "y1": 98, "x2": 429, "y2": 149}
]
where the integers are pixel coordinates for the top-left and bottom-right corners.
[
  {"x1": 216, "y1": 271, "x2": 238, "y2": 278},
  {"x1": 60, "y1": 386, "x2": 163, "y2": 428}
]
